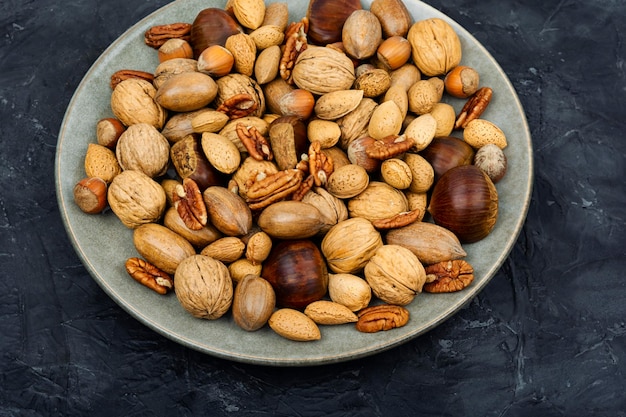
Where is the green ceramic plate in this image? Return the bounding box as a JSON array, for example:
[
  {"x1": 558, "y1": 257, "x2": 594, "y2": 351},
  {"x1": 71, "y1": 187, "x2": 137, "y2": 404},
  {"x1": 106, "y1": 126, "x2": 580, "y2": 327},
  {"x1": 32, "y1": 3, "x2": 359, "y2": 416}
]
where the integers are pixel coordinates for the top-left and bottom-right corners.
[{"x1": 56, "y1": 0, "x2": 533, "y2": 366}]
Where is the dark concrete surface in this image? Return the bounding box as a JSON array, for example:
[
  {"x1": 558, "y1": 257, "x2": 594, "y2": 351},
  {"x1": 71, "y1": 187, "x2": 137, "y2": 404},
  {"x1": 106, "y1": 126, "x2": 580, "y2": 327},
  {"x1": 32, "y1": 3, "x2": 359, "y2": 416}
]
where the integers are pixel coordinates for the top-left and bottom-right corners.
[{"x1": 1, "y1": 0, "x2": 625, "y2": 415}]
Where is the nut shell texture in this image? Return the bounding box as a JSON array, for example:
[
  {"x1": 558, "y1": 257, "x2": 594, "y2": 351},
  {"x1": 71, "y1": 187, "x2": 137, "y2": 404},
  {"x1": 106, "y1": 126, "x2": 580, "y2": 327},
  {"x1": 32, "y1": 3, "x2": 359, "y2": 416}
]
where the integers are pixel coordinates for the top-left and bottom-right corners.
[{"x1": 175, "y1": 255, "x2": 233, "y2": 320}]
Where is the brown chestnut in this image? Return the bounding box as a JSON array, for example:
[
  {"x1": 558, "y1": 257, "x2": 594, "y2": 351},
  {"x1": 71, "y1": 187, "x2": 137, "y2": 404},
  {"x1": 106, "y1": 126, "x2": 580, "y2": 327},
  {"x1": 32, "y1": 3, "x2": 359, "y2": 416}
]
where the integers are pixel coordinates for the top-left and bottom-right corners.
[
  {"x1": 190, "y1": 8, "x2": 242, "y2": 58},
  {"x1": 306, "y1": 0, "x2": 362, "y2": 45},
  {"x1": 419, "y1": 136, "x2": 475, "y2": 184},
  {"x1": 262, "y1": 240, "x2": 329, "y2": 309},
  {"x1": 428, "y1": 165, "x2": 498, "y2": 243}
]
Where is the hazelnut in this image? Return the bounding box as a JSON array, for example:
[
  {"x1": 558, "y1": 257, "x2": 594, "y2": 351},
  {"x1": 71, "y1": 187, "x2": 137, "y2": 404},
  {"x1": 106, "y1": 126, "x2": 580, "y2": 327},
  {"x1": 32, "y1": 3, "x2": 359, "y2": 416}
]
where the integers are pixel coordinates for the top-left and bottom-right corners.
[
  {"x1": 157, "y1": 38, "x2": 194, "y2": 63},
  {"x1": 376, "y1": 36, "x2": 411, "y2": 70},
  {"x1": 197, "y1": 45, "x2": 235, "y2": 78},
  {"x1": 73, "y1": 177, "x2": 107, "y2": 214},
  {"x1": 444, "y1": 65, "x2": 480, "y2": 98}
]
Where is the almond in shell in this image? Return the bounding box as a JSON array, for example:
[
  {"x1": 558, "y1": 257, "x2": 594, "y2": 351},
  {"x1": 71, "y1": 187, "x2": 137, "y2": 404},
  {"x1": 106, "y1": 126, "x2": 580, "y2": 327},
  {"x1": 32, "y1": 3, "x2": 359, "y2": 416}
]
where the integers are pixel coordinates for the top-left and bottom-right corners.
[
  {"x1": 304, "y1": 300, "x2": 358, "y2": 325},
  {"x1": 269, "y1": 308, "x2": 321, "y2": 341}
]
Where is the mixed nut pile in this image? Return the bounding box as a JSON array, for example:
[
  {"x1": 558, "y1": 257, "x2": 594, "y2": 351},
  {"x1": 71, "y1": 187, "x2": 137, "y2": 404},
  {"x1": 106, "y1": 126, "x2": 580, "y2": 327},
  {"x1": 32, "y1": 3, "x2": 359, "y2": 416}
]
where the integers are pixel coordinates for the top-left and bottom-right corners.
[{"x1": 73, "y1": 0, "x2": 509, "y2": 342}]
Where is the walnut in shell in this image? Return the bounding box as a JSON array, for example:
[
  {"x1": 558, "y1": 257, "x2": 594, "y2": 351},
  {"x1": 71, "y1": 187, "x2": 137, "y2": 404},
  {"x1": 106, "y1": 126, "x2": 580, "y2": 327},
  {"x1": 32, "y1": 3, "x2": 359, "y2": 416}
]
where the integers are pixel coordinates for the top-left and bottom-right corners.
[
  {"x1": 115, "y1": 123, "x2": 170, "y2": 178},
  {"x1": 347, "y1": 181, "x2": 409, "y2": 222},
  {"x1": 107, "y1": 170, "x2": 166, "y2": 228},
  {"x1": 407, "y1": 18, "x2": 462, "y2": 77},
  {"x1": 291, "y1": 46, "x2": 356, "y2": 95},
  {"x1": 110, "y1": 78, "x2": 167, "y2": 129},
  {"x1": 321, "y1": 217, "x2": 383, "y2": 274},
  {"x1": 364, "y1": 244, "x2": 426, "y2": 305},
  {"x1": 175, "y1": 254, "x2": 233, "y2": 320}
]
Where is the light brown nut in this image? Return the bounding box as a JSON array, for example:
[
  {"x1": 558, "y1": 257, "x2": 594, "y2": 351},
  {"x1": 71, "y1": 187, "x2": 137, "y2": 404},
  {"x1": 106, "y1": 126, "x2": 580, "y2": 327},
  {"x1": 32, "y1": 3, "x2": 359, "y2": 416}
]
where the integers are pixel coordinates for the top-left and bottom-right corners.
[
  {"x1": 268, "y1": 308, "x2": 321, "y2": 341},
  {"x1": 244, "y1": 230, "x2": 273, "y2": 265},
  {"x1": 314, "y1": 89, "x2": 364, "y2": 120},
  {"x1": 342, "y1": 10, "x2": 382, "y2": 60},
  {"x1": 175, "y1": 255, "x2": 233, "y2": 320},
  {"x1": 403, "y1": 153, "x2": 434, "y2": 193},
  {"x1": 403, "y1": 113, "x2": 437, "y2": 151},
  {"x1": 203, "y1": 186, "x2": 253, "y2": 236},
  {"x1": 155, "y1": 72, "x2": 218, "y2": 113},
  {"x1": 84, "y1": 143, "x2": 122, "y2": 184},
  {"x1": 153, "y1": 58, "x2": 199, "y2": 90},
  {"x1": 108, "y1": 170, "x2": 166, "y2": 229},
  {"x1": 254, "y1": 44, "x2": 282, "y2": 84},
  {"x1": 325, "y1": 163, "x2": 369, "y2": 199},
  {"x1": 111, "y1": 78, "x2": 167, "y2": 129},
  {"x1": 385, "y1": 221, "x2": 467, "y2": 265},
  {"x1": 215, "y1": 73, "x2": 266, "y2": 119},
  {"x1": 463, "y1": 119, "x2": 508, "y2": 149},
  {"x1": 200, "y1": 236, "x2": 246, "y2": 263},
  {"x1": 423, "y1": 260, "x2": 474, "y2": 293},
  {"x1": 429, "y1": 102, "x2": 456, "y2": 137},
  {"x1": 225, "y1": 32, "x2": 257, "y2": 77},
  {"x1": 125, "y1": 257, "x2": 173, "y2": 295},
  {"x1": 404, "y1": 191, "x2": 427, "y2": 222},
  {"x1": 291, "y1": 46, "x2": 356, "y2": 95},
  {"x1": 368, "y1": 100, "x2": 403, "y2": 140},
  {"x1": 321, "y1": 217, "x2": 383, "y2": 274},
  {"x1": 133, "y1": 223, "x2": 195, "y2": 275},
  {"x1": 389, "y1": 63, "x2": 421, "y2": 91},
  {"x1": 355, "y1": 304, "x2": 410, "y2": 333},
  {"x1": 201, "y1": 132, "x2": 242, "y2": 174},
  {"x1": 262, "y1": 2, "x2": 289, "y2": 30},
  {"x1": 407, "y1": 79, "x2": 440, "y2": 115},
  {"x1": 380, "y1": 158, "x2": 412, "y2": 190},
  {"x1": 249, "y1": 25, "x2": 285, "y2": 50},
  {"x1": 328, "y1": 273, "x2": 372, "y2": 312},
  {"x1": 348, "y1": 181, "x2": 409, "y2": 222},
  {"x1": 370, "y1": 0, "x2": 413, "y2": 38},
  {"x1": 304, "y1": 300, "x2": 358, "y2": 325},
  {"x1": 191, "y1": 110, "x2": 230, "y2": 134},
  {"x1": 115, "y1": 123, "x2": 170, "y2": 178},
  {"x1": 383, "y1": 84, "x2": 409, "y2": 120},
  {"x1": 197, "y1": 45, "x2": 234, "y2": 78},
  {"x1": 228, "y1": 258, "x2": 263, "y2": 284},
  {"x1": 231, "y1": 0, "x2": 266, "y2": 30},
  {"x1": 257, "y1": 200, "x2": 325, "y2": 239},
  {"x1": 300, "y1": 186, "x2": 349, "y2": 234},
  {"x1": 232, "y1": 274, "x2": 276, "y2": 331},
  {"x1": 407, "y1": 18, "x2": 462, "y2": 77},
  {"x1": 337, "y1": 98, "x2": 378, "y2": 149},
  {"x1": 307, "y1": 120, "x2": 341, "y2": 149},
  {"x1": 364, "y1": 244, "x2": 426, "y2": 305},
  {"x1": 353, "y1": 68, "x2": 391, "y2": 98}
]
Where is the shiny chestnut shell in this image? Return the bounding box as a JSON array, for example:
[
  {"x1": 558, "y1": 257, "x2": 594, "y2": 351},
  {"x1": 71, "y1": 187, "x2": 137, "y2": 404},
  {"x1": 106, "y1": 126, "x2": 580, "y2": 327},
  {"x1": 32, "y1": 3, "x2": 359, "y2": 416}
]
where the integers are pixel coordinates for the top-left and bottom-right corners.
[
  {"x1": 190, "y1": 8, "x2": 242, "y2": 58},
  {"x1": 419, "y1": 136, "x2": 475, "y2": 184},
  {"x1": 428, "y1": 165, "x2": 498, "y2": 243},
  {"x1": 306, "y1": 0, "x2": 362, "y2": 45},
  {"x1": 262, "y1": 240, "x2": 329, "y2": 309}
]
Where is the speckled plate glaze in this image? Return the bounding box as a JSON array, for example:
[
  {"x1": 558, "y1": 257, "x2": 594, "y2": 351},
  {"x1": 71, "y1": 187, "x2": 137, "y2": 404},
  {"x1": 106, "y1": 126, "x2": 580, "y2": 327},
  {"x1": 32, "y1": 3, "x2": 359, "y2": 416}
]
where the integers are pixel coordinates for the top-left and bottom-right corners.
[{"x1": 55, "y1": 0, "x2": 533, "y2": 366}]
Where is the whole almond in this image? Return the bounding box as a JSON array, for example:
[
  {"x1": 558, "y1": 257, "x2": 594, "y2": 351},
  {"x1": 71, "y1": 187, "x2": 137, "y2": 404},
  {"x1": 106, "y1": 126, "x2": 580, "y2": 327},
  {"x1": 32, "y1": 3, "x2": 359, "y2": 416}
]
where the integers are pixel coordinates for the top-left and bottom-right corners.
[
  {"x1": 268, "y1": 308, "x2": 321, "y2": 341},
  {"x1": 225, "y1": 33, "x2": 257, "y2": 77},
  {"x1": 232, "y1": 0, "x2": 266, "y2": 30},
  {"x1": 304, "y1": 300, "x2": 358, "y2": 325},
  {"x1": 314, "y1": 89, "x2": 364, "y2": 120},
  {"x1": 200, "y1": 236, "x2": 246, "y2": 263},
  {"x1": 201, "y1": 132, "x2": 242, "y2": 174},
  {"x1": 249, "y1": 25, "x2": 285, "y2": 50},
  {"x1": 84, "y1": 143, "x2": 122, "y2": 184}
]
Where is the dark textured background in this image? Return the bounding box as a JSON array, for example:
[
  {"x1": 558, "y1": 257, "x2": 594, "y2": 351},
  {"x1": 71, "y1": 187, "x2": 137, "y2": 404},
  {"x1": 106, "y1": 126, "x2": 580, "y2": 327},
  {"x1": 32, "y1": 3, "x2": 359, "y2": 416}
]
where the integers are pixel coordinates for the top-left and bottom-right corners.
[{"x1": 1, "y1": 0, "x2": 625, "y2": 415}]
